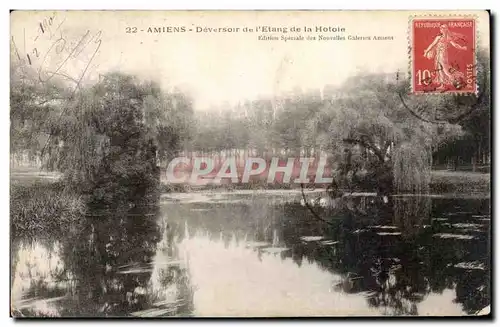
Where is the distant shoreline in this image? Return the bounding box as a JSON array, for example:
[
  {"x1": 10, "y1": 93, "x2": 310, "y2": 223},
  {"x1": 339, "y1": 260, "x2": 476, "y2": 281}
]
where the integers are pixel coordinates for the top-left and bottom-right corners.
[{"x1": 10, "y1": 166, "x2": 490, "y2": 195}]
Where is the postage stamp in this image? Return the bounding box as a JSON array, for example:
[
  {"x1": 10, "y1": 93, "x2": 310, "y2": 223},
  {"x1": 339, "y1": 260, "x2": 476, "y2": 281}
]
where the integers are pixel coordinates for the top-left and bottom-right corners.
[{"x1": 411, "y1": 17, "x2": 476, "y2": 94}]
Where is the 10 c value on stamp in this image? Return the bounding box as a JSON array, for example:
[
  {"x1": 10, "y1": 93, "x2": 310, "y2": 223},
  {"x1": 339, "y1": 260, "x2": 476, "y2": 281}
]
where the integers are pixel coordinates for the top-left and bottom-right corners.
[{"x1": 411, "y1": 17, "x2": 476, "y2": 94}]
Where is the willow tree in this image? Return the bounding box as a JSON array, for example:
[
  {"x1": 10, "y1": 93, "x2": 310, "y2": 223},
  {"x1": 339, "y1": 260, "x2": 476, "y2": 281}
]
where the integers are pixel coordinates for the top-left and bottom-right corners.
[
  {"x1": 11, "y1": 63, "x2": 194, "y2": 207},
  {"x1": 10, "y1": 61, "x2": 71, "y2": 165},
  {"x1": 304, "y1": 72, "x2": 465, "y2": 195}
]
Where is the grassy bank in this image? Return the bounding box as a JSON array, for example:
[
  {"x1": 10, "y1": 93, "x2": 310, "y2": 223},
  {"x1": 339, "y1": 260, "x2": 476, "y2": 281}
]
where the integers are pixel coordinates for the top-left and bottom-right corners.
[
  {"x1": 430, "y1": 170, "x2": 490, "y2": 194},
  {"x1": 10, "y1": 182, "x2": 85, "y2": 237}
]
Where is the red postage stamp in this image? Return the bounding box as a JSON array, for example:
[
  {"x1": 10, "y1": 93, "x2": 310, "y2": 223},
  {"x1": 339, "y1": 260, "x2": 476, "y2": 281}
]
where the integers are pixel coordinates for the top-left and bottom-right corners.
[{"x1": 411, "y1": 17, "x2": 476, "y2": 94}]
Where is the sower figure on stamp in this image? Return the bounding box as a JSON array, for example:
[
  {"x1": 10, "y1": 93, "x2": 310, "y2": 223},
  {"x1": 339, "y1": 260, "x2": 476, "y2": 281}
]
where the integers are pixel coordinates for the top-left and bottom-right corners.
[{"x1": 423, "y1": 24, "x2": 468, "y2": 91}]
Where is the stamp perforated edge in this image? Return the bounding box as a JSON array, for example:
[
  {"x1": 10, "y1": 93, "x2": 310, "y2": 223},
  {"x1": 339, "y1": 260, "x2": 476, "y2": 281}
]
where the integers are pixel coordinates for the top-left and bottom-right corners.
[{"x1": 407, "y1": 13, "x2": 481, "y2": 96}]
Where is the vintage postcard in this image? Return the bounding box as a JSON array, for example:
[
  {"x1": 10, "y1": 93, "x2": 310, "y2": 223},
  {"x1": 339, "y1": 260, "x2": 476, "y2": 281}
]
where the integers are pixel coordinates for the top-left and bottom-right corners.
[{"x1": 10, "y1": 10, "x2": 491, "y2": 318}]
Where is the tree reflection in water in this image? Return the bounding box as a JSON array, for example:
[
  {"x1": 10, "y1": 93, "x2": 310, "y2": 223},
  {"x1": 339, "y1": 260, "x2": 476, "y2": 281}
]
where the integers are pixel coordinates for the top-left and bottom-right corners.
[
  {"x1": 280, "y1": 195, "x2": 489, "y2": 316},
  {"x1": 11, "y1": 195, "x2": 194, "y2": 317},
  {"x1": 12, "y1": 192, "x2": 489, "y2": 317}
]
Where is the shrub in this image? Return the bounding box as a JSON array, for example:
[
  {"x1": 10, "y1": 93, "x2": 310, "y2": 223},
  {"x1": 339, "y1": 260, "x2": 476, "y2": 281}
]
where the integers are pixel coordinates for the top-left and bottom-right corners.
[{"x1": 10, "y1": 182, "x2": 85, "y2": 237}]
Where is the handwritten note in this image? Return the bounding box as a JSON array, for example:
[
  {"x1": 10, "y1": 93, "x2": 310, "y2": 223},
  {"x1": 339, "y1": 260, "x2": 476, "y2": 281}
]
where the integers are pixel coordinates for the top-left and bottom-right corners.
[
  {"x1": 11, "y1": 12, "x2": 102, "y2": 91},
  {"x1": 11, "y1": 11, "x2": 104, "y2": 155}
]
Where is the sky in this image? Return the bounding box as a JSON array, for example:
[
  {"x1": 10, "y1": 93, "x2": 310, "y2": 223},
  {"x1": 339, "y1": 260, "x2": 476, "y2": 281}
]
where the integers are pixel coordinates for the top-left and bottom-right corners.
[{"x1": 10, "y1": 10, "x2": 490, "y2": 110}]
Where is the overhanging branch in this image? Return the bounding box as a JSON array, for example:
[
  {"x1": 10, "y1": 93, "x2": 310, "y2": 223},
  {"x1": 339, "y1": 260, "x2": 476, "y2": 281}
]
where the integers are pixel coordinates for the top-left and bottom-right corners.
[
  {"x1": 342, "y1": 137, "x2": 386, "y2": 163},
  {"x1": 300, "y1": 183, "x2": 335, "y2": 226}
]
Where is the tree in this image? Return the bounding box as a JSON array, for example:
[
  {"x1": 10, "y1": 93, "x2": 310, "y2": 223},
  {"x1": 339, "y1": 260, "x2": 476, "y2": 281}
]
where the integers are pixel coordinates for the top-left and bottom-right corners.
[
  {"x1": 301, "y1": 73, "x2": 463, "y2": 194},
  {"x1": 11, "y1": 59, "x2": 194, "y2": 205},
  {"x1": 10, "y1": 62, "x2": 71, "y2": 163},
  {"x1": 401, "y1": 49, "x2": 491, "y2": 171}
]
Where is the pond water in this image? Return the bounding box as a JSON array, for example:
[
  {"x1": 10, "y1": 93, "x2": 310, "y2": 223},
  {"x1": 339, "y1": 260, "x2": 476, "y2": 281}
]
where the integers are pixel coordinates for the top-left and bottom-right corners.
[{"x1": 11, "y1": 190, "x2": 490, "y2": 317}]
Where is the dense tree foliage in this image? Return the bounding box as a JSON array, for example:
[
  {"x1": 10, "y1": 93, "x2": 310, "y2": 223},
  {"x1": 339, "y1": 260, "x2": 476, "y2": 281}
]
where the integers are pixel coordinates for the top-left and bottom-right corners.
[
  {"x1": 186, "y1": 50, "x2": 489, "y2": 194},
  {"x1": 11, "y1": 62, "x2": 194, "y2": 205},
  {"x1": 11, "y1": 48, "x2": 489, "y2": 195}
]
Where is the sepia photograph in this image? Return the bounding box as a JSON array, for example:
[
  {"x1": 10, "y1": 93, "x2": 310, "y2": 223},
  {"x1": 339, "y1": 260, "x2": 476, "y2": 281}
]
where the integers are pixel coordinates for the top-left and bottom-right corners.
[{"x1": 9, "y1": 10, "x2": 491, "y2": 318}]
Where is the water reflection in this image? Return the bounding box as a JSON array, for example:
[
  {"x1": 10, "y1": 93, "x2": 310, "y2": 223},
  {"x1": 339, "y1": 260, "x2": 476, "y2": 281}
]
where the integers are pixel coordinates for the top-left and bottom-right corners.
[
  {"x1": 161, "y1": 193, "x2": 490, "y2": 316},
  {"x1": 11, "y1": 191, "x2": 490, "y2": 317},
  {"x1": 11, "y1": 202, "x2": 193, "y2": 317},
  {"x1": 179, "y1": 231, "x2": 380, "y2": 316}
]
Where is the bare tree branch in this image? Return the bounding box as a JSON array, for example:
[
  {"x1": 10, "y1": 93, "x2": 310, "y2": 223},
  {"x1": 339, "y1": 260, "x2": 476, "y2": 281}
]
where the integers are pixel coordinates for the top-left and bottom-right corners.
[{"x1": 300, "y1": 183, "x2": 335, "y2": 226}]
